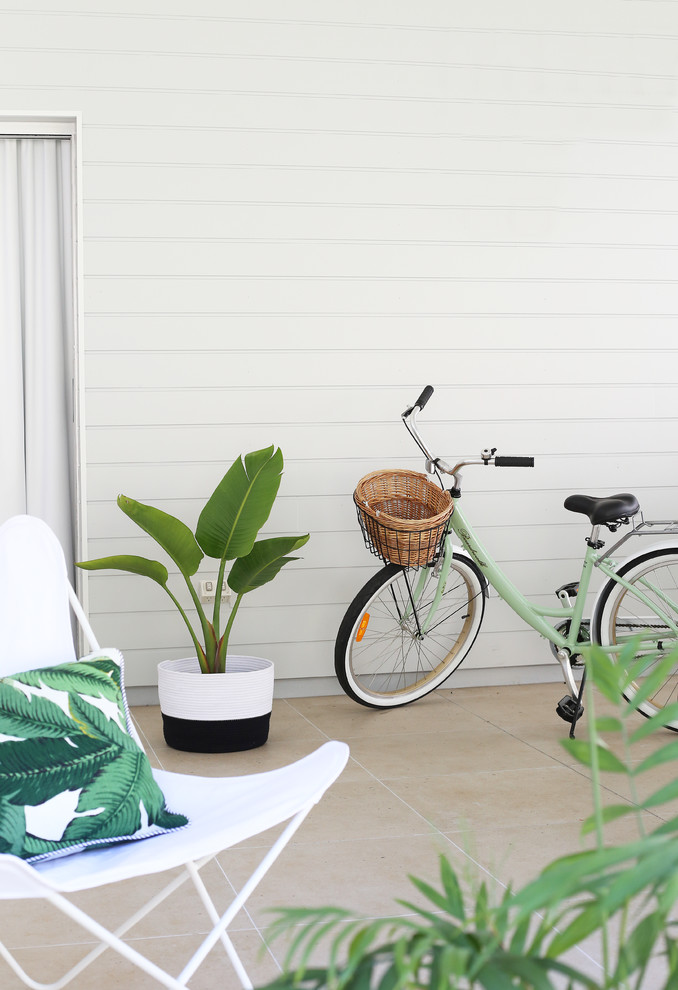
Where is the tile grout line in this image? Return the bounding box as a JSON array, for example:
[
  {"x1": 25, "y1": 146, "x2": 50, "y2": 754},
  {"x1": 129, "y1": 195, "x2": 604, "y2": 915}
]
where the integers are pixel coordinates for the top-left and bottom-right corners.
[{"x1": 283, "y1": 694, "x2": 608, "y2": 976}]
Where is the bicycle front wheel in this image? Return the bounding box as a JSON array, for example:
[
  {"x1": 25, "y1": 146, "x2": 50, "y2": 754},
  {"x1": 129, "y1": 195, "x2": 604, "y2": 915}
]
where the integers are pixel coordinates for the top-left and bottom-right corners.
[
  {"x1": 592, "y1": 547, "x2": 678, "y2": 730},
  {"x1": 335, "y1": 555, "x2": 485, "y2": 708}
]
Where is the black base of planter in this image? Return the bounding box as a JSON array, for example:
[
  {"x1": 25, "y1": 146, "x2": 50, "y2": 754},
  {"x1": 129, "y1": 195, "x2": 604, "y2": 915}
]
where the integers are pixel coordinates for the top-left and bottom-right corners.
[{"x1": 161, "y1": 711, "x2": 271, "y2": 753}]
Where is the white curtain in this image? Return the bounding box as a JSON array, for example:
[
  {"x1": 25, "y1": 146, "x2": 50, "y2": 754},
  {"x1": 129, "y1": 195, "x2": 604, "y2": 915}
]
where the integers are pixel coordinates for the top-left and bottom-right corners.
[{"x1": 0, "y1": 137, "x2": 75, "y2": 575}]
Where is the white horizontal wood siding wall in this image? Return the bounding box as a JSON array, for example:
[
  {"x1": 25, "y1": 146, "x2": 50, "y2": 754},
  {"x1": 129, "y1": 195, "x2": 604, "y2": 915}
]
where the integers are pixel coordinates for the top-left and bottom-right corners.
[{"x1": 2, "y1": 1, "x2": 676, "y2": 692}]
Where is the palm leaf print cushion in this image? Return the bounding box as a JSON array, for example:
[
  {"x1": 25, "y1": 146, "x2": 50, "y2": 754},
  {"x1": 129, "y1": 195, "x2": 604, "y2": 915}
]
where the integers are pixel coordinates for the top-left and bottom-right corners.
[{"x1": 0, "y1": 655, "x2": 187, "y2": 862}]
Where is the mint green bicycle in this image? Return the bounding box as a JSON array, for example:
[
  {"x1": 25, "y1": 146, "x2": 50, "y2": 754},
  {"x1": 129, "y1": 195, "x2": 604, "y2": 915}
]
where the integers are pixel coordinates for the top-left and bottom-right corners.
[{"x1": 335, "y1": 386, "x2": 678, "y2": 730}]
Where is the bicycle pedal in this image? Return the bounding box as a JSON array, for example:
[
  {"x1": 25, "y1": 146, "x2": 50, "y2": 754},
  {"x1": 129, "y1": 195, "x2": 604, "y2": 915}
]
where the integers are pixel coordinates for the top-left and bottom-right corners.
[
  {"x1": 556, "y1": 695, "x2": 584, "y2": 724},
  {"x1": 555, "y1": 581, "x2": 579, "y2": 606}
]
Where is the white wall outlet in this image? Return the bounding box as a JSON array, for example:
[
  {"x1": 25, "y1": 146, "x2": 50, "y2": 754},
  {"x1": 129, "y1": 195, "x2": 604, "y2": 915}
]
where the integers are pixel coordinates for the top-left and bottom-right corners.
[{"x1": 199, "y1": 580, "x2": 232, "y2": 605}]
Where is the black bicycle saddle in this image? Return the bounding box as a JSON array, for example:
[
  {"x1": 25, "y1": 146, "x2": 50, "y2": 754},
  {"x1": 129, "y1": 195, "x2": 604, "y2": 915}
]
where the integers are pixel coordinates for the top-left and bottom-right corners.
[{"x1": 564, "y1": 493, "x2": 640, "y2": 526}]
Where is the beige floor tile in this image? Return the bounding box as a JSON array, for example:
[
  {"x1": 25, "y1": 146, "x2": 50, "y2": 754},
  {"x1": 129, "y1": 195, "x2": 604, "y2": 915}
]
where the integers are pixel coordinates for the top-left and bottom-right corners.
[
  {"x1": 448, "y1": 681, "x2": 568, "y2": 718},
  {"x1": 503, "y1": 718, "x2": 678, "y2": 777},
  {"x1": 217, "y1": 774, "x2": 432, "y2": 857},
  {"x1": 491, "y1": 722, "x2": 587, "y2": 765},
  {"x1": 450, "y1": 680, "x2": 620, "y2": 726},
  {"x1": 6, "y1": 927, "x2": 279, "y2": 990},
  {"x1": 295, "y1": 776, "x2": 431, "y2": 843},
  {"x1": 450, "y1": 682, "x2": 644, "y2": 767},
  {"x1": 462, "y1": 812, "x2": 658, "y2": 891},
  {"x1": 0, "y1": 898, "x2": 91, "y2": 950},
  {"x1": 384, "y1": 764, "x2": 599, "y2": 834},
  {"x1": 287, "y1": 689, "x2": 486, "y2": 738},
  {"x1": 580, "y1": 756, "x2": 678, "y2": 824},
  {"x1": 347, "y1": 722, "x2": 555, "y2": 779},
  {"x1": 219, "y1": 831, "x2": 468, "y2": 926},
  {"x1": 0, "y1": 859, "x2": 254, "y2": 950}
]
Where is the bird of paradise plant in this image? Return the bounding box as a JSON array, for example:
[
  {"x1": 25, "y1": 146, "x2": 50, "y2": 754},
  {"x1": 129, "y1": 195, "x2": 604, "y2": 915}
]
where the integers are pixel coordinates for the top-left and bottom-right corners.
[{"x1": 77, "y1": 446, "x2": 308, "y2": 674}]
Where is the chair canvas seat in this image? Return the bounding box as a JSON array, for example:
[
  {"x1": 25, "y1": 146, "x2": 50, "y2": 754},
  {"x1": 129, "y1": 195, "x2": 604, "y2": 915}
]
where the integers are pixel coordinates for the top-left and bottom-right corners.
[
  {"x1": 0, "y1": 516, "x2": 349, "y2": 989},
  {"x1": 1, "y1": 742, "x2": 348, "y2": 897}
]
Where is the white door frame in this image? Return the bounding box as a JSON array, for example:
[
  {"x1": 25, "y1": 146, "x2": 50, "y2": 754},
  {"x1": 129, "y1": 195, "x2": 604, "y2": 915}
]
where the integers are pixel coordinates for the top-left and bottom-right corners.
[{"x1": 0, "y1": 113, "x2": 88, "y2": 578}]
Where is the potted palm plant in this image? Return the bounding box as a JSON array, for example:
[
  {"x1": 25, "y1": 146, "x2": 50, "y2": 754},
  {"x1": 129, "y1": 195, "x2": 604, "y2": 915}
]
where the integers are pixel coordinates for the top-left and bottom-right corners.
[
  {"x1": 262, "y1": 643, "x2": 678, "y2": 989},
  {"x1": 77, "y1": 446, "x2": 308, "y2": 753}
]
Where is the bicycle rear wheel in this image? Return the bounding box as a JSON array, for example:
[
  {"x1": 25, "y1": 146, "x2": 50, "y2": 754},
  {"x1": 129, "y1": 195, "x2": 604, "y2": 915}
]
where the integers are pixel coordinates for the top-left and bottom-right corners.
[
  {"x1": 592, "y1": 547, "x2": 678, "y2": 730},
  {"x1": 335, "y1": 555, "x2": 485, "y2": 708}
]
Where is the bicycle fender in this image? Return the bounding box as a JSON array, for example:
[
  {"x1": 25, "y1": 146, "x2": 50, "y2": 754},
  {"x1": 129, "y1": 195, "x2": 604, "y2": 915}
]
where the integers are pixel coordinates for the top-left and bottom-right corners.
[
  {"x1": 449, "y1": 544, "x2": 490, "y2": 597},
  {"x1": 590, "y1": 539, "x2": 678, "y2": 631}
]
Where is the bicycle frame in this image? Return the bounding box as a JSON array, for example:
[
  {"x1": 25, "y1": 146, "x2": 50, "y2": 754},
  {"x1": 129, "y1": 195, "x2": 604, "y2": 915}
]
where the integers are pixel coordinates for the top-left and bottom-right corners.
[
  {"x1": 406, "y1": 501, "x2": 675, "y2": 697},
  {"x1": 401, "y1": 424, "x2": 678, "y2": 698},
  {"x1": 453, "y1": 494, "x2": 678, "y2": 632},
  {"x1": 454, "y1": 499, "x2": 601, "y2": 643},
  {"x1": 404, "y1": 504, "x2": 586, "y2": 695},
  {"x1": 386, "y1": 504, "x2": 663, "y2": 703}
]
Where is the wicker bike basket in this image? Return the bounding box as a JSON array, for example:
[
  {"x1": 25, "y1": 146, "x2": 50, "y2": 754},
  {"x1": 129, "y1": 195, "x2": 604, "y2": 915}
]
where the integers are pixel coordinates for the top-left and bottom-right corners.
[{"x1": 354, "y1": 469, "x2": 454, "y2": 568}]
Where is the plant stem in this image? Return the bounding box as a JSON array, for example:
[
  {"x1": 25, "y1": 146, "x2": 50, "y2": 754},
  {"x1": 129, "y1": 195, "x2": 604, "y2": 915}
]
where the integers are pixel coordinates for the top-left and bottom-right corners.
[
  {"x1": 212, "y1": 555, "x2": 229, "y2": 637},
  {"x1": 162, "y1": 585, "x2": 210, "y2": 673},
  {"x1": 177, "y1": 570, "x2": 217, "y2": 669},
  {"x1": 583, "y1": 659, "x2": 613, "y2": 983},
  {"x1": 217, "y1": 592, "x2": 243, "y2": 672}
]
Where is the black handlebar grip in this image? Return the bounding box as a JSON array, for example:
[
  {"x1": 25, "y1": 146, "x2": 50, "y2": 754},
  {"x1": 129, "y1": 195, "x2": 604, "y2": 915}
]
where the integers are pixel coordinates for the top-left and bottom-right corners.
[
  {"x1": 495, "y1": 456, "x2": 535, "y2": 467},
  {"x1": 415, "y1": 385, "x2": 434, "y2": 410}
]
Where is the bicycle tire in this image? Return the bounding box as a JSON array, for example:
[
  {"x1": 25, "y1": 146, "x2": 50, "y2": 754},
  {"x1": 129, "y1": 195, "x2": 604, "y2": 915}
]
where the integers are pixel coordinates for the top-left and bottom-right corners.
[
  {"x1": 592, "y1": 546, "x2": 678, "y2": 730},
  {"x1": 335, "y1": 555, "x2": 485, "y2": 708}
]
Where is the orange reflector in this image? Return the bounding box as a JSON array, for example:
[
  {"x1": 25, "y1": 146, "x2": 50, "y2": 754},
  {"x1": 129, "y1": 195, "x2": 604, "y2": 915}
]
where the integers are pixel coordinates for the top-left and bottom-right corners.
[{"x1": 356, "y1": 612, "x2": 370, "y2": 642}]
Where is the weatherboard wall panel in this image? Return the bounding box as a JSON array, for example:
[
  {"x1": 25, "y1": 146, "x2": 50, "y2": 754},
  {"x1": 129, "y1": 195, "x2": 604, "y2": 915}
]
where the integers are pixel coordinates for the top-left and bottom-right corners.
[
  {"x1": 1, "y1": 1, "x2": 676, "y2": 689},
  {"x1": 82, "y1": 203, "x2": 678, "y2": 247},
  {"x1": 83, "y1": 383, "x2": 678, "y2": 429},
  {"x1": 83, "y1": 349, "x2": 675, "y2": 391},
  {"x1": 84, "y1": 419, "x2": 677, "y2": 466},
  {"x1": 84, "y1": 451, "x2": 675, "y2": 506}
]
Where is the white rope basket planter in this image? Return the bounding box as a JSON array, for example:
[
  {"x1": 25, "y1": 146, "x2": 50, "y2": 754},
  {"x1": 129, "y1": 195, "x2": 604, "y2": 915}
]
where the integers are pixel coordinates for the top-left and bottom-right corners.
[{"x1": 157, "y1": 656, "x2": 275, "y2": 752}]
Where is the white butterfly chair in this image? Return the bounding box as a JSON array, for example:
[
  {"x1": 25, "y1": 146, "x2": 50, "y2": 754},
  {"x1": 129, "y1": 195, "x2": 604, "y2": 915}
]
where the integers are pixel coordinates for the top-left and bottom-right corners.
[{"x1": 0, "y1": 515, "x2": 349, "y2": 989}]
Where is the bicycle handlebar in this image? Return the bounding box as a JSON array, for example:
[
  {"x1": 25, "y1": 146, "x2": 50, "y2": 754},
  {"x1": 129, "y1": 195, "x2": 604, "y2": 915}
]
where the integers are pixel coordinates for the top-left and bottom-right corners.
[
  {"x1": 414, "y1": 384, "x2": 434, "y2": 410},
  {"x1": 495, "y1": 456, "x2": 535, "y2": 468},
  {"x1": 402, "y1": 384, "x2": 434, "y2": 419},
  {"x1": 403, "y1": 386, "x2": 535, "y2": 482}
]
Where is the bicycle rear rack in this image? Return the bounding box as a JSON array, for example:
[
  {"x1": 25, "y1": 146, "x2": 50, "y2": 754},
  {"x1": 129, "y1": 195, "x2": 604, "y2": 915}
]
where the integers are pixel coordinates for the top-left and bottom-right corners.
[{"x1": 595, "y1": 517, "x2": 678, "y2": 565}]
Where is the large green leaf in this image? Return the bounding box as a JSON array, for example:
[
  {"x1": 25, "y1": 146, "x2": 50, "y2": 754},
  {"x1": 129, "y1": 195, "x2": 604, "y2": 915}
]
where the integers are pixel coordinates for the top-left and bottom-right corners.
[
  {"x1": 560, "y1": 737, "x2": 627, "y2": 774},
  {"x1": 631, "y1": 702, "x2": 678, "y2": 741},
  {"x1": 640, "y1": 777, "x2": 678, "y2": 810},
  {"x1": 116, "y1": 496, "x2": 204, "y2": 577},
  {"x1": 227, "y1": 534, "x2": 309, "y2": 595},
  {"x1": 66, "y1": 733, "x2": 185, "y2": 840},
  {"x1": 196, "y1": 446, "x2": 284, "y2": 560},
  {"x1": 76, "y1": 553, "x2": 169, "y2": 587},
  {"x1": 66, "y1": 749, "x2": 157, "y2": 840},
  {"x1": 0, "y1": 797, "x2": 26, "y2": 856},
  {"x1": 68, "y1": 694, "x2": 186, "y2": 832},
  {"x1": 580, "y1": 803, "x2": 635, "y2": 835},
  {"x1": 625, "y1": 651, "x2": 678, "y2": 713},
  {"x1": 68, "y1": 692, "x2": 133, "y2": 749},
  {"x1": 16, "y1": 660, "x2": 121, "y2": 704},
  {"x1": 634, "y1": 738, "x2": 678, "y2": 776},
  {"x1": 614, "y1": 911, "x2": 665, "y2": 985},
  {"x1": 0, "y1": 682, "x2": 79, "y2": 739},
  {"x1": 1, "y1": 735, "x2": 114, "y2": 806}
]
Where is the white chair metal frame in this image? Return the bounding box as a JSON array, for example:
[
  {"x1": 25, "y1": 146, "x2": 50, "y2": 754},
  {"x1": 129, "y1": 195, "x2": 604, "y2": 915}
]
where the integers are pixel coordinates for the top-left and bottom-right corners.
[{"x1": 0, "y1": 515, "x2": 349, "y2": 989}]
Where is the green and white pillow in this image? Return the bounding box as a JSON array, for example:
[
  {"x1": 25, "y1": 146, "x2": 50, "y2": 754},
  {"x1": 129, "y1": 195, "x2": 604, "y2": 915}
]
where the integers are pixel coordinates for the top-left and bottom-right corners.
[{"x1": 0, "y1": 655, "x2": 188, "y2": 863}]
